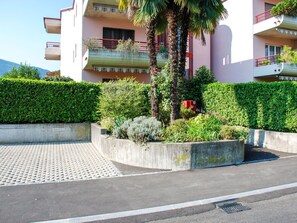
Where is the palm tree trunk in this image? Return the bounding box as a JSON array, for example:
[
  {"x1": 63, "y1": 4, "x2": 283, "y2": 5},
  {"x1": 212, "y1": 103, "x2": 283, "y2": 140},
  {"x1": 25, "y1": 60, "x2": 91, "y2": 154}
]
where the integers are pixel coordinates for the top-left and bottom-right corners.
[
  {"x1": 146, "y1": 18, "x2": 159, "y2": 119},
  {"x1": 178, "y1": 8, "x2": 190, "y2": 109},
  {"x1": 167, "y1": 2, "x2": 180, "y2": 123}
]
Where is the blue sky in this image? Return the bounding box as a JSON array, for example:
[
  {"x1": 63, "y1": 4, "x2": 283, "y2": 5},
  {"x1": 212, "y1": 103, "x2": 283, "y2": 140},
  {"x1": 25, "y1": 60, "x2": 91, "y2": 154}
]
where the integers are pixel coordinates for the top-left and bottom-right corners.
[{"x1": 0, "y1": 0, "x2": 73, "y2": 71}]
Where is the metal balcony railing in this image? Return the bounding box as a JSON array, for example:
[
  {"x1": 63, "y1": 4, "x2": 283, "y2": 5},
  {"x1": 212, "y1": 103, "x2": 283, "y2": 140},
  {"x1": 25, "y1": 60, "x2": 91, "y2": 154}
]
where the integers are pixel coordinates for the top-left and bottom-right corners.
[
  {"x1": 255, "y1": 54, "x2": 279, "y2": 67},
  {"x1": 46, "y1": 42, "x2": 60, "y2": 48},
  {"x1": 255, "y1": 9, "x2": 273, "y2": 23}
]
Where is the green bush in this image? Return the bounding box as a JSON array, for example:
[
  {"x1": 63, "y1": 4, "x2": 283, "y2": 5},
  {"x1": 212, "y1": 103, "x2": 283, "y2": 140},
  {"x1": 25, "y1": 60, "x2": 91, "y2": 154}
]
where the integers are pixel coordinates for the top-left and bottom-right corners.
[
  {"x1": 100, "y1": 117, "x2": 115, "y2": 133},
  {"x1": 183, "y1": 66, "x2": 216, "y2": 110},
  {"x1": 271, "y1": 0, "x2": 297, "y2": 17},
  {"x1": 202, "y1": 82, "x2": 297, "y2": 132},
  {"x1": 98, "y1": 78, "x2": 150, "y2": 120},
  {"x1": 220, "y1": 125, "x2": 249, "y2": 141},
  {"x1": 0, "y1": 79, "x2": 100, "y2": 123},
  {"x1": 3, "y1": 63, "x2": 40, "y2": 80},
  {"x1": 163, "y1": 119, "x2": 190, "y2": 142},
  {"x1": 180, "y1": 105, "x2": 196, "y2": 120},
  {"x1": 113, "y1": 116, "x2": 162, "y2": 144}
]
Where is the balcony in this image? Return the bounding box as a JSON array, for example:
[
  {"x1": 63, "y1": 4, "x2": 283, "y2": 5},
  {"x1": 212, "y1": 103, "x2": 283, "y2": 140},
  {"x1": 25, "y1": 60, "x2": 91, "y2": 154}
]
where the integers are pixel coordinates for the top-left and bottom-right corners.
[
  {"x1": 45, "y1": 42, "x2": 61, "y2": 60},
  {"x1": 254, "y1": 10, "x2": 297, "y2": 39},
  {"x1": 44, "y1": 18, "x2": 61, "y2": 34},
  {"x1": 254, "y1": 54, "x2": 297, "y2": 78},
  {"x1": 83, "y1": 0, "x2": 127, "y2": 19},
  {"x1": 83, "y1": 38, "x2": 168, "y2": 73}
]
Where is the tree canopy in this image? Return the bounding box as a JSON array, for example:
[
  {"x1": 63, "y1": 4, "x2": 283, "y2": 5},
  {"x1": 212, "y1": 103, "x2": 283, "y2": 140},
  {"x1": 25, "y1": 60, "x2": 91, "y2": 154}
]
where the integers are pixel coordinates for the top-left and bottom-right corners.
[{"x1": 3, "y1": 63, "x2": 40, "y2": 80}]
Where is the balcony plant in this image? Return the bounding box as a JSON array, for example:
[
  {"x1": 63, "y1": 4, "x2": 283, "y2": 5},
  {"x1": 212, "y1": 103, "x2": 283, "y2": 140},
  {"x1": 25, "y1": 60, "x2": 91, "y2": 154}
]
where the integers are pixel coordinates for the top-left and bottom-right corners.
[
  {"x1": 116, "y1": 38, "x2": 140, "y2": 54},
  {"x1": 277, "y1": 45, "x2": 297, "y2": 64},
  {"x1": 83, "y1": 38, "x2": 100, "y2": 50},
  {"x1": 271, "y1": 0, "x2": 297, "y2": 17}
]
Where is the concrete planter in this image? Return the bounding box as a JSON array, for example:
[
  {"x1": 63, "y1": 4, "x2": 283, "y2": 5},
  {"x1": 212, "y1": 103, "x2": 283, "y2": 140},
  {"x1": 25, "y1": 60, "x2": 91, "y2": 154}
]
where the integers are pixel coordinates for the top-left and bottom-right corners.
[
  {"x1": 247, "y1": 129, "x2": 297, "y2": 153},
  {"x1": 91, "y1": 124, "x2": 244, "y2": 170},
  {"x1": 0, "y1": 123, "x2": 91, "y2": 144}
]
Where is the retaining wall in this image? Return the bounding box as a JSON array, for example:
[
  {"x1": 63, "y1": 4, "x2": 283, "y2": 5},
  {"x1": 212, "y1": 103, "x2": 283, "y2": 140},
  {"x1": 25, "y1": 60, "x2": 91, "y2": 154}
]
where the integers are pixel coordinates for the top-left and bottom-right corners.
[
  {"x1": 247, "y1": 129, "x2": 297, "y2": 153},
  {"x1": 91, "y1": 124, "x2": 244, "y2": 170},
  {"x1": 0, "y1": 123, "x2": 91, "y2": 143}
]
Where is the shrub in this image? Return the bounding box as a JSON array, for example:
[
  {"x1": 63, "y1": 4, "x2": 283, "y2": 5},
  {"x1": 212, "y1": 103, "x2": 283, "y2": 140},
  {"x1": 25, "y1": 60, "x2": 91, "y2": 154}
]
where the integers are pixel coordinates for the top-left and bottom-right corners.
[
  {"x1": 113, "y1": 116, "x2": 162, "y2": 144},
  {"x1": 220, "y1": 125, "x2": 249, "y2": 141},
  {"x1": 277, "y1": 45, "x2": 297, "y2": 64},
  {"x1": 187, "y1": 114, "x2": 223, "y2": 142},
  {"x1": 100, "y1": 117, "x2": 115, "y2": 133},
  {"x1": 271, "y1": 0, "x2": 297, "y2": 17},
  {"x1": 116, "y1": 39, "x2": 140, "y2": 53},
  {"x1": 112, "y1": 118, "x2": 131, "y2": 139},
  {"x1": 98, "y1": 78, "x2": 150, "y2": 120},
  {"x1": 155, "y1": 62, "x2": 171, "y2": 125},
  {"x1": 163, "y1": 119, "x2": 189, "y2": 142},
  {"x1": 0, "y1": 79, "x2": 100, "y2": 123},
  {"x1": 183, "y1": 66, "x2": 216, "y2": 110},
  {"x1": 180, "y1": 105, "x2": 196, "y2": 120},
  {"x1": 202, "y1": 82, "x2": 297, "y2": 132}
]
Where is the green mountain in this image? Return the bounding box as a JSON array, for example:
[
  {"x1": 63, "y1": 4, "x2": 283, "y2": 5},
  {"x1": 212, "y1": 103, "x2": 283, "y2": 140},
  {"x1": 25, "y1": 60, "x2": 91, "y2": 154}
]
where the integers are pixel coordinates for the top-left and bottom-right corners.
[{"x1": 0, "y1": 59, "x2": 49, "y2": 78}]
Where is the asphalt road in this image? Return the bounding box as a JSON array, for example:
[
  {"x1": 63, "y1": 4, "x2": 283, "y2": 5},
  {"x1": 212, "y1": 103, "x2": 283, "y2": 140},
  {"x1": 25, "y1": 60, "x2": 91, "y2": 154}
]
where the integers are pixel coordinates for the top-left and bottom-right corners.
[{"x1": 148, "y1": 191, "x2": 297, "y2": 223}]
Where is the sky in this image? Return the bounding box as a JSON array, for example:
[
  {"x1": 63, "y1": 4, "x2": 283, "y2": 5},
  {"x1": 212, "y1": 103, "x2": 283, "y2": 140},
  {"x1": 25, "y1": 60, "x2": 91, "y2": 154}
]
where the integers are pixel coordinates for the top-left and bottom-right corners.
[{"x1": 0, "y1": 0, "x2": 73, "y2": 71}]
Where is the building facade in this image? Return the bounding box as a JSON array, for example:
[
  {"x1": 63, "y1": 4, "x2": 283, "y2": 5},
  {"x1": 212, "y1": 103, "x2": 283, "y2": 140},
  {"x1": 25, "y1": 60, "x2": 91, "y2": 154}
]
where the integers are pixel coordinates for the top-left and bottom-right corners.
[
  {"x1": 44, "y1": 0, "x2": 209, "y2": 83},
  {"x1": 44, "y1": 0, "x2": 297, "y2": 83},
  {"x1": 212, "y1": 0, "x2": 297, "y2": 83}
]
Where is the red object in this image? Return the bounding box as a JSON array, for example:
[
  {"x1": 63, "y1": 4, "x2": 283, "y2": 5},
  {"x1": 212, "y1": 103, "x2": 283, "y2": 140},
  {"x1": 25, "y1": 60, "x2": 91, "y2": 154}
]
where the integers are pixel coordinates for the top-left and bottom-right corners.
[{"x1": 181, "y1": 100, "x2": 196, "y2": 113}]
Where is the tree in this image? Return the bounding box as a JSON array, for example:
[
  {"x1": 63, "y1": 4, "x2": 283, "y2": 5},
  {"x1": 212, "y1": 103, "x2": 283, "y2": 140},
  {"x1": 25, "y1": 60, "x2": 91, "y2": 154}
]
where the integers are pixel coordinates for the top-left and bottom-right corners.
[
  {"x1": 117, "y1": 0, "x2": 168, "y2": 119},
  {"x1": 3, "y1": 63, "x2": 40, "y2": 80}
]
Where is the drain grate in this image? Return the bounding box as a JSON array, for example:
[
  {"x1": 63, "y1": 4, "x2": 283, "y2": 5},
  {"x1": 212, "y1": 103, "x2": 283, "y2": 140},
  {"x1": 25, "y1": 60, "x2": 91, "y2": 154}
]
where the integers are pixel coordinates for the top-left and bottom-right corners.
[{"x1": 217, "y1": 202, "x2": 251, "y2": 214}]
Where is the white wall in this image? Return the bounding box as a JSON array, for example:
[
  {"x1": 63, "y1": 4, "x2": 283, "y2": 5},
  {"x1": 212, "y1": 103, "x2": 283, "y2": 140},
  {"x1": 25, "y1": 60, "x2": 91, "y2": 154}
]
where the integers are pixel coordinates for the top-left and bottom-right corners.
[
  {"x1": 193, "y1": 35, "x2": 211, "y2": 72},
  {"x1": 211, "y1": 0, "x2": 255, "y2": 83}
]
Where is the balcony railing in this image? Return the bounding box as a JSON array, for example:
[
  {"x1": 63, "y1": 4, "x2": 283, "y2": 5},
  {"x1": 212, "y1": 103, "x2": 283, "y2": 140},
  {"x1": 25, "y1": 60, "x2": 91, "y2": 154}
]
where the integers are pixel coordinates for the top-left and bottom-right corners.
[
  {"x1": 46, "y1": 42, "x2": 60, "y2": 48},
  {"x1": 255, "y1": 54, "x2": 279, "y2": 67},
  {"x1": 255, "y1": 9, "x2": 273, "y2": 23}
]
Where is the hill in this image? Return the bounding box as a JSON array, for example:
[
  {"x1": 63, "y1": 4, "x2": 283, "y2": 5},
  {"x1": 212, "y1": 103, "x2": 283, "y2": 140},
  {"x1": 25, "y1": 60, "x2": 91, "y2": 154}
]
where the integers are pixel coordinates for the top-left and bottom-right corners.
[{"x1": 0, "y1": 59, "x2": 49, "y2": 78}]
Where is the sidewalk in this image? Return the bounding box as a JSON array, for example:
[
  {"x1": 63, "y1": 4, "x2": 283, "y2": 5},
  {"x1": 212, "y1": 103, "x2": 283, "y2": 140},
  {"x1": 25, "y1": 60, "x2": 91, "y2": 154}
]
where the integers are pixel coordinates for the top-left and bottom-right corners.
[{"x1": 1, "y1": 156, "x2": 297, "y2": 223}]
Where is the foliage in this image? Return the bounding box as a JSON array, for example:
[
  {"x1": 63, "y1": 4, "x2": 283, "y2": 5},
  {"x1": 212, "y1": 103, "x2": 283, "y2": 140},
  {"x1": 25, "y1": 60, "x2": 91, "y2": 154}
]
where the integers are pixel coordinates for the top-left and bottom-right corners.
[
  {"x1": 163, "y1": 119, "x2": 189, "y2": 142},
  {"x1": 100, "y1": 117, "x2": 115, "y2": 133},
  {"x1": 116, "y1": 39, "x2": 140, "y2": 53},
  {"x1": 113, "y1": 116, "x2": 162, "y2": 144},
  {"x1": 0, "y1": 79, "x2": 100, "y2": 123},
  {"x1": 3, "y1": 63, "x2": 40, "y2": 80},
  {"x1": 187, "y1": 114, "x2": 223, "y2": 142},
  {"x1": 98, "y1": 78, "x2": 150, "y2": 120},
  {"x1": 180, "y1": 105, "x2": 196, "y2": 120},
  {"x1": 158, "y1": 43, "x2": 169, "y2": 58},
  {"x1": 183, "y1": 66, "x2": 216, "y2": 109},
  {"x1": 43, "y1": 76, "x2": 74, "y2": 82},
  {"x1": 155, "y1": 62, "x2": 171, "y2": 125},
  {"x1": 277, "y1": 45, "x2": 297, "y2": 64},
  {"x1": 83, "y1": 38, "x2": 100, "y2": 50},
  {"x1": 220, "y1": 125, "x2": 249, "y2": 141},
  {"x1": 271, "y1": 0, "x2": 297, "y2": 17},
  {"x1": 163, "y1": 114, "x2": 249, "y2": 143},
  {"x1": 202, "y1": 82, "x2": 297, "y2": 133}
]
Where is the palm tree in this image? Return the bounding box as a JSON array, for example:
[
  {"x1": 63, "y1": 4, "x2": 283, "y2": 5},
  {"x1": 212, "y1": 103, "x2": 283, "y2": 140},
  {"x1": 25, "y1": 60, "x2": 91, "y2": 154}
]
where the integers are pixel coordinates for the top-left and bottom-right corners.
[
  {"x1": 168, "y1": 0, "x2": 227, "y2": 123},
  {"x1": 117, "y1": 0, "x2": 167, "y2": 119}
]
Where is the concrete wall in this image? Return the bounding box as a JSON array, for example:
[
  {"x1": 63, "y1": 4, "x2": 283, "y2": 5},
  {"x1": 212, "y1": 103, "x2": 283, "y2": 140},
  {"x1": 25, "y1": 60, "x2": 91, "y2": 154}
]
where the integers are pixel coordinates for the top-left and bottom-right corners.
[
  {"x1": 247, "y1": 129, "x2": 297, "y2": 153},
  {"x1": 91, "y1": 124, "x2": 244, "y2": 170},
  {"x1": 0, "y1": 123, "x2": 90, "y2": 144}
]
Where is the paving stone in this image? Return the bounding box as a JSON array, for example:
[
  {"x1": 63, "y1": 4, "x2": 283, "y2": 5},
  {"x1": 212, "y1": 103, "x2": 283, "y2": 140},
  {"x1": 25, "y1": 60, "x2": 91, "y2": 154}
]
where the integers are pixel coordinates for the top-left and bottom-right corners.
[{"x1": 0, "y1": 142, "x2": 121, "y2": 186}]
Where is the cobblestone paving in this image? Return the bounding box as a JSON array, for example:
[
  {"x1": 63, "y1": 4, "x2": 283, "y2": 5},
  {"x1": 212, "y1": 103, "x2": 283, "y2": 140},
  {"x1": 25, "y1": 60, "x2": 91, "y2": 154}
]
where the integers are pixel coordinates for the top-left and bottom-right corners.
[{"x1": 0, "y1": 142, "x2": 121, "y2": 186}]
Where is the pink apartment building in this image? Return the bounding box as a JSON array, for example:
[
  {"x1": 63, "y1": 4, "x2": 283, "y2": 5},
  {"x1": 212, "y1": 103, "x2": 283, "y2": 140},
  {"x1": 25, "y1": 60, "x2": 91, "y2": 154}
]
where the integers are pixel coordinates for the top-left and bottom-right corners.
[
  {"x1": 44, "y1": 0, "x2": 209, "y2": 83},
  {"x1": 44, "y1": 0, "x2": 297, "y2": 83}
]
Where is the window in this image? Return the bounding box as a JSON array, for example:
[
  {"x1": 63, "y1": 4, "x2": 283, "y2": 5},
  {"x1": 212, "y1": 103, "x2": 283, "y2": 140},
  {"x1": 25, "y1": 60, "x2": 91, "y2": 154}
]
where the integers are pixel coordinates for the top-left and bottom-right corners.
[
  {"x1": 265, "y1": 3, "x2": 275, "y2": 11},
  {"x1": 103, "y1": 28, "x2": 135, "y2": 49},
  {"x1": 265, "y1": 44, "x2": 282, "y2": 64}
]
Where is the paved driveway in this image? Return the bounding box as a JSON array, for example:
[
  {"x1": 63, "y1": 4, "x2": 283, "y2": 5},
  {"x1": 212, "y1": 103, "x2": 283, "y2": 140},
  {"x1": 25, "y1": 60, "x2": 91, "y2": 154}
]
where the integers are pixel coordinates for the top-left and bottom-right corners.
[{"x1": 0, "y1": 142, "x2": 121, "y2": 186}]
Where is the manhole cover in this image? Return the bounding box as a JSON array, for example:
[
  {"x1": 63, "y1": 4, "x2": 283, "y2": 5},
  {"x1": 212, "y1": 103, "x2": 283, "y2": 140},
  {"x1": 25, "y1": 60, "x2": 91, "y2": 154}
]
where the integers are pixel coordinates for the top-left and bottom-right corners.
[{"x1": 217, "y1": 202, "x2": 251, "y2": 214}]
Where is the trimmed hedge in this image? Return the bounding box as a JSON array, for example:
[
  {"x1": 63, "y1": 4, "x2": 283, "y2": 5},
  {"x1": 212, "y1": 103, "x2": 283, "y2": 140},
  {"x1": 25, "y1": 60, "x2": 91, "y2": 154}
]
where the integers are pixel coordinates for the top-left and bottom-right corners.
[
  {"x1": 202, "y1": 82, "x2": 297, "y2": 132},
  {"x1": 0, "y1": 79, "x2": 100, "y2": 123}
]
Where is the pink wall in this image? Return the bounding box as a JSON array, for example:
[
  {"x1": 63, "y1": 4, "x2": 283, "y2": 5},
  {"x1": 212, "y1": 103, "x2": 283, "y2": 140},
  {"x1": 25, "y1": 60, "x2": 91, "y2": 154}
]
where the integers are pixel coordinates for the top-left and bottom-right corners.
[{"x1": 192, "y1": 35, "x2": 211, "y2": 72}]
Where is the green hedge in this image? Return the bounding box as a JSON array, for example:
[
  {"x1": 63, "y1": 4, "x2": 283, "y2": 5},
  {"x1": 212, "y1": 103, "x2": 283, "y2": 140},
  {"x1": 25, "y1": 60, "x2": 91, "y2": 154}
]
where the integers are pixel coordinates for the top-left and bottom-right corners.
[
  {"x1": 98, "y1": 79, "x2": 150, "y2": 120},
  {"x1": 202, "y1": 82, "x2": 297, "y2": 132},
  {"x1": 0, "y1": 79, "x2": 100, "y2": 123}
]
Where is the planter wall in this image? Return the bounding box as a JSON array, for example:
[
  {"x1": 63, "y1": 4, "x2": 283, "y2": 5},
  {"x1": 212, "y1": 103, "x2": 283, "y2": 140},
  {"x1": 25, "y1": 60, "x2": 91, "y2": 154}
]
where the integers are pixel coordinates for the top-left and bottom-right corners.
[
  {"x1": 247, "y1": 129, "x2": 297, "y2": 153},
  {"x1": 91, "y1": 124, "x2": 244, "y2": 170},
  {"x1": 0, "y1": 123, "x2": 91, "y2": 144}
]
